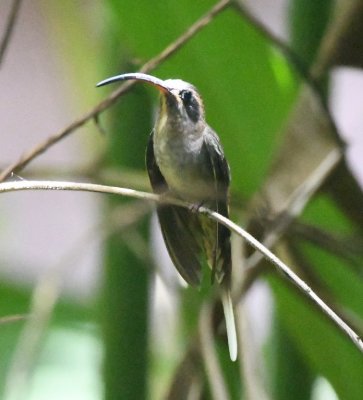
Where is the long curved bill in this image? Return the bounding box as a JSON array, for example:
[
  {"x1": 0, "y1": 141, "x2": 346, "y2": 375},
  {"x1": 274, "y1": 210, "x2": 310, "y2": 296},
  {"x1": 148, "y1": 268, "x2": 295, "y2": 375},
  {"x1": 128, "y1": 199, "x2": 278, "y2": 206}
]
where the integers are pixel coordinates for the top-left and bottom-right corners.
[{"x1": 96, "y1": 72, "x2": 170, "y2": 94}]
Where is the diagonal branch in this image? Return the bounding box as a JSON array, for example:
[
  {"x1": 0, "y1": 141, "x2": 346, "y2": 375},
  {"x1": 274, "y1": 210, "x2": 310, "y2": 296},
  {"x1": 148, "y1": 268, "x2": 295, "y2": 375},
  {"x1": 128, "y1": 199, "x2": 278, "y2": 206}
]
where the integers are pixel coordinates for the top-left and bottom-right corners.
[
  {"x1": 0, "y1": 179, "x2": 362, "y2": 354},
  {"x1": 0, "y1": 0, "x2": 231, "y2": 183},
  {"x1": 0, "y1": 0, "x2": 23, "y2": 67}
]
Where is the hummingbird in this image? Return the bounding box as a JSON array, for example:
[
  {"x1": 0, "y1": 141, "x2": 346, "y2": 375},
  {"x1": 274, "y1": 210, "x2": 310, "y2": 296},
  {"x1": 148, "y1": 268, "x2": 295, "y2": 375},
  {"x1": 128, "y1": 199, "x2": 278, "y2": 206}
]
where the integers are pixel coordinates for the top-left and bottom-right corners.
[{"x1": 97, "y1": 73, "x2": 237, "y2": 361}]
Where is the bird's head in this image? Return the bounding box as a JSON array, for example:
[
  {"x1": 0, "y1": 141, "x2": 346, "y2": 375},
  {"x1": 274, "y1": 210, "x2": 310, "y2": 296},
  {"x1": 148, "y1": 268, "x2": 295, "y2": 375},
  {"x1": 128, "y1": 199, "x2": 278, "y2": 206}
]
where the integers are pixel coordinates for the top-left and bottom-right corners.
[{"x1": 97, "y1": 73, "x2": 205, "y2": 128}]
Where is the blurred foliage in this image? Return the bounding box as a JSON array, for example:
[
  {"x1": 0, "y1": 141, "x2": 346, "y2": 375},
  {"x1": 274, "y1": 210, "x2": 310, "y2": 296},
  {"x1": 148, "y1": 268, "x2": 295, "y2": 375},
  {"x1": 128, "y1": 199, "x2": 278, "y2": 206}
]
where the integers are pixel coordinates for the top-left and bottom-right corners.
[
  {"x1": 1, "y1": 1, "x2": 363, "y2": 400},
  {"x1": 289, "y1": 0, "x2": 334, "y2": 66},
  {"x1": 101, "y1": 69, "x2": 152, "y2": 399},
  {"x1": 269, "y1": 314, "x2": 314, "y2": 400},
  {"x1": 105, "y1": 0, "x2": 297, "y2": 196},
  {"x1": 0, "y1": 282, "x2": 93, "y2": 393}
]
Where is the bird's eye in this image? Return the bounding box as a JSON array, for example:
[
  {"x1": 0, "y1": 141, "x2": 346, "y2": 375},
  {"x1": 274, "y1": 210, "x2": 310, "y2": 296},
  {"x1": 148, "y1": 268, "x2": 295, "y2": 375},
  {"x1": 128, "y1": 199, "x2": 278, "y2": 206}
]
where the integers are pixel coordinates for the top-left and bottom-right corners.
[
  {"x1": 179, "y1": 89, "x2": 200, "y2": 122},
  {"x1": 180, "y1": 90, "x2": 193, "y2": 104}
]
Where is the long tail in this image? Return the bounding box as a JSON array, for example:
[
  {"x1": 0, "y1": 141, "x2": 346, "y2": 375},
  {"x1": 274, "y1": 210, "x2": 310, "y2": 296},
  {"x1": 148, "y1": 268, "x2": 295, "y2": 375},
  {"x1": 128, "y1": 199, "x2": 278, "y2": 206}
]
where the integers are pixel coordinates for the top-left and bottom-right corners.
[{"x1": 221, "y1": 288, "x2": 237, "y2": 361}]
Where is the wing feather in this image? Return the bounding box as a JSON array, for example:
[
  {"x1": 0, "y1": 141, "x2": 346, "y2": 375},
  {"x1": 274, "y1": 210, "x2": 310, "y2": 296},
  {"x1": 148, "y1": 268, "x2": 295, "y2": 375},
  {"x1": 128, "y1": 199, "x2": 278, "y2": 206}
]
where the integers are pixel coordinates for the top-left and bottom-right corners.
[
  {"x1": 202, "y1": 127, "x2": 232, "y2": 284},
  {"x1": 146, "y1": 131, "x2": 203, "y2": 286}
]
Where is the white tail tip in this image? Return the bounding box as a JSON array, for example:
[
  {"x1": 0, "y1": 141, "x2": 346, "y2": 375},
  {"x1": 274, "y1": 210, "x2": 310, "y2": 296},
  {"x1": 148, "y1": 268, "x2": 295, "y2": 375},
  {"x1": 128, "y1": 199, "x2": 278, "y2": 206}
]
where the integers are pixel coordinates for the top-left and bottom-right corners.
[{"x1": 221, "y1": 289, "x2": 238, "y2": 361}]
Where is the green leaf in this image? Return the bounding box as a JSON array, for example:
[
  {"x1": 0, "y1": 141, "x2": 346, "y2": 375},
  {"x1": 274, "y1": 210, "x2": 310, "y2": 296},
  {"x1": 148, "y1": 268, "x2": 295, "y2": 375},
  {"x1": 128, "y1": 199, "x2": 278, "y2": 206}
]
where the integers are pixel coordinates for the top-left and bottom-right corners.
[{"x1": 268, "y1": 314, "x2": 314, "y2": 400}]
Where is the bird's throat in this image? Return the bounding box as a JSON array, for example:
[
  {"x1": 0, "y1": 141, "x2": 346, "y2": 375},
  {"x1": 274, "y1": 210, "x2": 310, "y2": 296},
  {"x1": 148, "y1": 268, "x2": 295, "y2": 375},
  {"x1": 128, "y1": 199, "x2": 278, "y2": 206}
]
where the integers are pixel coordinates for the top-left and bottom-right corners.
[{"x1": 153, "y1": 122, "x2": 210, "y2": 201}]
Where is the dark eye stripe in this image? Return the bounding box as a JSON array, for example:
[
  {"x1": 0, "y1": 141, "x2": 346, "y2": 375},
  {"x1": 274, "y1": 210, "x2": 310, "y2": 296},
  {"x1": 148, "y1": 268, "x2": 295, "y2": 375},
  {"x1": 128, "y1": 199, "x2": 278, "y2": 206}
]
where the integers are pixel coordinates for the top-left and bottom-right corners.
[
  {"x1": 180, "y1": 90, "x2": 200, "y2": 122},
  {"x1": 180, "y1": 90, "x2": 192, "y2": 104}
]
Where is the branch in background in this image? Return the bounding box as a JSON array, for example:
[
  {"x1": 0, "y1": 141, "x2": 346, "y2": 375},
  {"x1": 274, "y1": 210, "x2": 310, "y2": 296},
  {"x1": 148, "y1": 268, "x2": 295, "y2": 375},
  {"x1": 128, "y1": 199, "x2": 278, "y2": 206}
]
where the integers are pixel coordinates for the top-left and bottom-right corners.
[
  {"x1": 243, "y1": 0, "x2": 363, "y2": 243},
  {"x1": 237, "y1": 302, "x2": 272, "y2": 400},
  {"x1": 0, "y1": 314, "x2": 27, "y2": 325},
  {"x1": 290, "y1": 221, "x2": 363, "y2": 273},
  {"x1": 0, "y1": 0, "x2": 23, "y2": 67},
  {"x1": 165, "y1": 338, "x2": 202, "y2": 400},
  {"x1": 239, "y1": 148, "x2": 341, "y2": 296},
  {"x1": 234, "y1": 1, "x2": 341, "y2": 143},
  {"x1": 313, "y1": 1, "x2": 363, "y2": 73},
  {"x1": 1, "y1": 179, "x2": 362, "y2": 355},
  {"x1": 3, "y1": 198, "x2": 151, "y2": 399},
  {"x1": 0, "y1": 0, "x2": 231, "y2": 183},
  {"x1": 199, "y1": 301, "x2": 229, "y2": 400}
]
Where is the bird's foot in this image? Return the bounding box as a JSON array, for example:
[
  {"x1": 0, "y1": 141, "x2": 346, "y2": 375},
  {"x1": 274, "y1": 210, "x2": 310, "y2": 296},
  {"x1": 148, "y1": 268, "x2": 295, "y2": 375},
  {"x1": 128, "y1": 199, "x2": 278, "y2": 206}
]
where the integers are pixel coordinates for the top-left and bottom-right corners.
[{"x1": 188, "y1": 202, "x2": 204, "y2": 213}]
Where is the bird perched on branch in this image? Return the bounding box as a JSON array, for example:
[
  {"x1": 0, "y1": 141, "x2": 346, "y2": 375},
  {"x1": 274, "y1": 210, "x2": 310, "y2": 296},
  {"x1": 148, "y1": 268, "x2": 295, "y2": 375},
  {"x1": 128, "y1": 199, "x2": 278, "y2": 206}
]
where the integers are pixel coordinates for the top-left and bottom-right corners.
[{"x1": 97, "y1": 73, "x2": 237, "y2": 361}]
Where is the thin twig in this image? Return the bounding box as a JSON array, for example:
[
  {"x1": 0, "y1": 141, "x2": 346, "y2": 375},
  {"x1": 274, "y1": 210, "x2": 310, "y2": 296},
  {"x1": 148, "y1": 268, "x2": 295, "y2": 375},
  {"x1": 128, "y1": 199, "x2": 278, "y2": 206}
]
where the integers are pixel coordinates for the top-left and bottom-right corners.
[
  {"x1": 1, "y1": 179, "x2": 362, "y2": 354},
  {"x1": 199, "y1": 301, "x2": 229, "y2": 400},
  {"x1": 0, "y1": 0, "x2": 23, "y2": 66},
  {"x1": 0, "y1": 0, "x2": 231, "y2": 183},
  {"x1": 0, "y1": 314, "x2": 27, "y2": 325},
  {"x1": 4, "y1": 274, "x2": 60, "y2": 400}
]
